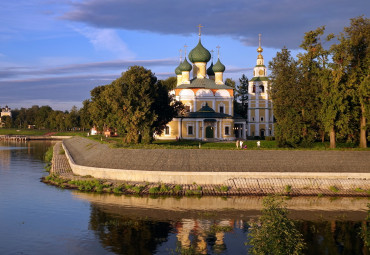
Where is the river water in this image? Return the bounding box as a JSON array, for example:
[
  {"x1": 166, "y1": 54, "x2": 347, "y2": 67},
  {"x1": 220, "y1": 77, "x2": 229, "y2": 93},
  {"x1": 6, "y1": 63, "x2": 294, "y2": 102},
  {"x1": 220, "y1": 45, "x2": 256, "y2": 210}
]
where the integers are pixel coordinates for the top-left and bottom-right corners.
[{"x1": 0, "y1": 140, "x2": 369, "y2": 255}]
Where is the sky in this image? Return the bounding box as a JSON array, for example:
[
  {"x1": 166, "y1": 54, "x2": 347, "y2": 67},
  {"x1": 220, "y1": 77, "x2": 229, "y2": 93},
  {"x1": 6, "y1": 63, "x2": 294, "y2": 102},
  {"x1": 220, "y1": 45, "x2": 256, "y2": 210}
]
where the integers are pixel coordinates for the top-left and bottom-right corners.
[{"x1": 0, "y1": 0, "x2": 368, "y2": 111}]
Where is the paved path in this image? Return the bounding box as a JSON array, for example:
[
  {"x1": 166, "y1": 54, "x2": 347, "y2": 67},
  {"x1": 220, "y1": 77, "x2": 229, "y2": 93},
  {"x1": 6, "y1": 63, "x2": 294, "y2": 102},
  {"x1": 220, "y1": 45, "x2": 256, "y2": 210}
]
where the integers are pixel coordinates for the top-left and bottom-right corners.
[{"x1": 63, "y1": 136, "x2": 370, "y2": 173}]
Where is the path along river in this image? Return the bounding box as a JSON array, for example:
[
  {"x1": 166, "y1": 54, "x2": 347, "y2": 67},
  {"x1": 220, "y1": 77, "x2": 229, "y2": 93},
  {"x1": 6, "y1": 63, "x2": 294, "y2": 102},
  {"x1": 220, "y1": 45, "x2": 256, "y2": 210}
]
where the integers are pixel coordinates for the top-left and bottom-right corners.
[{"x1": 0, "y1": 140, "x2": 369, "y2": 255}]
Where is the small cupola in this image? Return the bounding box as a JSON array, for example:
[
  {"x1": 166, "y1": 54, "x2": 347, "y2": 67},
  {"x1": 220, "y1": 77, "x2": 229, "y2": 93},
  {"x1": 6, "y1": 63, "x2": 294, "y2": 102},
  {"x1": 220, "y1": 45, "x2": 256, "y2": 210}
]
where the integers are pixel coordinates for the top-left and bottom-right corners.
[
  {"x1": 212, "y1": 48, "x2": 226, "y2": 85},
  {"x1": 179, "y1": 58, "x2": 192, "y2": 84}
]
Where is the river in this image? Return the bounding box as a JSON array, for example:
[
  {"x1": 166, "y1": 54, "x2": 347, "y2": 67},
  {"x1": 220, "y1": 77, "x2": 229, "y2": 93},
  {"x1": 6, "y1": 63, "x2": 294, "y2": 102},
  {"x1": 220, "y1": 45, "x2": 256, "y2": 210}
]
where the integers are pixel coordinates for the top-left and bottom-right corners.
[{"x1": 0, "y1": 140, "x2": 369, "y2": 255}]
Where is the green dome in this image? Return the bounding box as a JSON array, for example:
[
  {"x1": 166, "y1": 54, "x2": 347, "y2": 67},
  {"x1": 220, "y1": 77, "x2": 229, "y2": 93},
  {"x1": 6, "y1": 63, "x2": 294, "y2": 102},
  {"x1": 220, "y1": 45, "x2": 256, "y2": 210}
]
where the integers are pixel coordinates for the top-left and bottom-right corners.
[
  {"x1": 179, "y1": 58, "x2": 192, "y2": 72},
  {"x1": 175, "y1": 65, "x2": 182, "y2": 75},
  {"x1": 188, "y1": 39, "x2": 211, "y2": 63},
  {"x1": 207, "y1": 63, "x2": 215, "y2": 76},
  {"x1": 212, "y1": 58, "x2": 225, "y2": 72}
]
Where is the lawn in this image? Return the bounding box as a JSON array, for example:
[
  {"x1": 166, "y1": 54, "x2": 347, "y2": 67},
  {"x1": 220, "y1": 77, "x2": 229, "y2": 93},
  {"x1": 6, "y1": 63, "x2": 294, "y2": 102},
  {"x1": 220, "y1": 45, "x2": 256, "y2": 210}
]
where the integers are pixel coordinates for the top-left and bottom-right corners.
[{"x1": 87, "y1": 135, "x2": 367, "y2": 151}]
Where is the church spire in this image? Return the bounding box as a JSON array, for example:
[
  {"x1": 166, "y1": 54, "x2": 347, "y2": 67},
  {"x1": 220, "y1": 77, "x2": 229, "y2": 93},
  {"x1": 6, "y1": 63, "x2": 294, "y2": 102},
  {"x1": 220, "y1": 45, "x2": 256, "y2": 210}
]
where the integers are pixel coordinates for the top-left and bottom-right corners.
[{"x1": 256, "y1": 34, "x2": 264, "y2": 66}]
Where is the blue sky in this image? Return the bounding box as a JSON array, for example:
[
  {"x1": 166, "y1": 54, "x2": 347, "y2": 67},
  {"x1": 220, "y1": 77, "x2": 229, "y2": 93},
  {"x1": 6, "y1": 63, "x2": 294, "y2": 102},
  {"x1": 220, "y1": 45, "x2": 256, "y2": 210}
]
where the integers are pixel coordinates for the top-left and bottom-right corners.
[{"x1": 0, "y1": 0, "x2": 368, "y2": 111}]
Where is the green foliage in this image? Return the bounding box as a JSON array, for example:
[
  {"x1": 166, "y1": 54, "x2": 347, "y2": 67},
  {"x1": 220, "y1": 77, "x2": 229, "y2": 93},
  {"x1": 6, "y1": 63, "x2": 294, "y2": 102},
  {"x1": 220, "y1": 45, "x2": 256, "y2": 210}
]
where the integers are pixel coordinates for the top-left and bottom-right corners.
[
  {"x1": 246, "y1": 196, "x2": 306, "y2": 255},
  {"x1": 220, "y1": 186, "x2": 229, "y2": 192},
  {"x1": 329, "y1": 186, "x2": 339, "y2": 192},
  {"x1": 284, "y1": 185, "x2": 292, "y2": 194},
  {"x1": 360, "y1": 203, "x2": 370, "y2": 248},
  {"x1": 86, "y1": 66, "x2": 181, "y2": 144},
  {"x1": 174, "y1": 185, "x2": 182, "y2": 192},
  {"x1": 148, "y1": 186, "x2": 160, "y2": 194}
]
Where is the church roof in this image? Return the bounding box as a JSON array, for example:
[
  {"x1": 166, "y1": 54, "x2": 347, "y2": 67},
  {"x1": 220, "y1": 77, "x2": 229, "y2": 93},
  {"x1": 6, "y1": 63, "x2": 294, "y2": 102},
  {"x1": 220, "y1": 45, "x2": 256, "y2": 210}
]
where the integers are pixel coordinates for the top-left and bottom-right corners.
[
  {"x1": 175, "y1": 65, "x2": 182, "y2": 75},
  {"x1": 184, "y1": 103, "x2": 233, "y2": 119},
  {"x1": 250, "y1": 76, "x2": 269, "y2": 81},
  {"x1": 176, "y1": 78, "x2": 231, "y2": 90},
  {"x1": 188, "y1": 39, "x2": 211, "y2": 63},
  {"x1": 207, "y1": 62, "x2": 215, "y2": 76},
  {"x1": 179, "y1": 58, "x2": 192, "y2": 72},
  {"x1": 212, "y1": 58, "x2": 225, "y2": 72}
]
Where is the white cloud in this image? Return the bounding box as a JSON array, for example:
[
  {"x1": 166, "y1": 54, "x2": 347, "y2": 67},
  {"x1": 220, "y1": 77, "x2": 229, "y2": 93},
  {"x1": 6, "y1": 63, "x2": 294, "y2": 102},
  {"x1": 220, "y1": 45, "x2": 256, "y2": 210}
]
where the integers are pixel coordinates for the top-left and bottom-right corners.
[{"x1": 73, "y1": 25, "x2": 135, "y2": 59}]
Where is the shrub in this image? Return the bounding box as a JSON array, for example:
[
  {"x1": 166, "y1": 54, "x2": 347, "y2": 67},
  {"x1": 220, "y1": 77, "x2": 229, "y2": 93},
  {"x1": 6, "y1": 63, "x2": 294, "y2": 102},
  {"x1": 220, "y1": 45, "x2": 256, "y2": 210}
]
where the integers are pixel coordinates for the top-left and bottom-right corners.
[{"x1": 221, "y1": 186, "x2": 229, "y2": 192}]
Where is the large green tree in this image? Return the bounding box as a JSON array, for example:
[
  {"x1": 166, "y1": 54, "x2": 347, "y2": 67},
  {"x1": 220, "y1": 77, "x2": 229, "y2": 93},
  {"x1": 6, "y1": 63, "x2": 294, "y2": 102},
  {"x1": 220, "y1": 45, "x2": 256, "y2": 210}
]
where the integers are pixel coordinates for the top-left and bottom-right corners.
[
  {"x1": 88, "y1": 66, "x2": 181, "y2": 144},
  {"x1": 269, "y1": 48, "x2": 304, "y2": 147},
  {"x1": 337, "y1": 16, "x2": 369, "y2": 148}
]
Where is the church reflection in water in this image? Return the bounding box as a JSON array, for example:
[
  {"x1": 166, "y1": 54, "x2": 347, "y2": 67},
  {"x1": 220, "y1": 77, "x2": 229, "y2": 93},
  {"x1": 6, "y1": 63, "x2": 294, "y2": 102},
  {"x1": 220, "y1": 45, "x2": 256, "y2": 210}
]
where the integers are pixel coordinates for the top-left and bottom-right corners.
[{"x1": 81, "y1": 194, "x2": 369, "y2": 255}]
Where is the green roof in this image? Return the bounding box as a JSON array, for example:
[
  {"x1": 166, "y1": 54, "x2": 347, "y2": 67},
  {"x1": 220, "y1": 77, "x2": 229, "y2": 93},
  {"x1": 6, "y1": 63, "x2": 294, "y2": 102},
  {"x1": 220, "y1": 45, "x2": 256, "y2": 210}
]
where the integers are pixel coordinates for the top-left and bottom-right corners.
[
  {"x1": 255, "y1": 65, "x2": 266, "y2": 67},
  {"x1": 188, "y1": 39, "x2": 211, "y2": 63},
  {"x1": 250, "y1": 76, "x2": 269, "y2": 81},
  {"x1": 184, "y1": 103, "x2": 233, "y2": 119},
  {"x1": 179, "y1": 58, "x2": 192, "y2": 72},
  {"x1": 176, "y1": 78, "x2": 232, "y2": 90},
  {"x1": 175, "y1": 65, "x2": 182, "y2": 75},
  {"x1": 212, "y1": 58, "x2": 225, "y2": 72},
  {"x1": 207, "y1": 63, "x2": 215, "y2": 76}
]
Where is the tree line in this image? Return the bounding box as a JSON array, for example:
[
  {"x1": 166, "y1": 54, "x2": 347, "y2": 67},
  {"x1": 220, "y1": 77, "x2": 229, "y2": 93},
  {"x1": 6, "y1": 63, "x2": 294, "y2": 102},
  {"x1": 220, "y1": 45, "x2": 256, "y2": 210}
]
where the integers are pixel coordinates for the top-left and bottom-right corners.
[
  {"x1": 269, "y1": 16, "x2": 369, "y2": 148},
  {"x1": 2, "y1": 105, "x2": 81, "y2": 131}
]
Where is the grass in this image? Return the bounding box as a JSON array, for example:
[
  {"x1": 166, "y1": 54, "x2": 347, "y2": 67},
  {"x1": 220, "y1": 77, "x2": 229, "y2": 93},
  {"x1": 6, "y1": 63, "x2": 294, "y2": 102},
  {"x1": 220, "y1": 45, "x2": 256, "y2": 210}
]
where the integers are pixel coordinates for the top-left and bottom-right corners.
[
  {"x1": 285, "y1": 185, "x2": 292, "y2": 194},
  {"x1": 89, "y1": 135, "x2": 369, "y2": 151},
  {"x1": 44, "y1": 146, "x2": 53, "y2": 172},
  {"x1": 329, "y1": 186, "x2": 340, "y2": 193}
]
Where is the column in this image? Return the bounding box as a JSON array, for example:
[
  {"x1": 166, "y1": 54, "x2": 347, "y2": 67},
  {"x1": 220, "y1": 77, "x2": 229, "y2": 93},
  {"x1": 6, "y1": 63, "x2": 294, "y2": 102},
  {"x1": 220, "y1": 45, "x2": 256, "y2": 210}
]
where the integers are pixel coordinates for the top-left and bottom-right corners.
[
  {"x1": 214, "y1": 121, "x2": 218, "y2": 139},
  {"x1": 194, "y1": 99, "x2": 197, "y2": 112},
  {"x1": 242, "y1": 123, "x2": 246, "y2": 139},
  {"x1": 212, "y1": 100, "x2": 215, "y2": 111},
  {"x1": 196, "y1": 121, "x2": 199, "y2": 139},
  {"x1": 202, "y1": 120, "x2": 205, "y2": 140}
]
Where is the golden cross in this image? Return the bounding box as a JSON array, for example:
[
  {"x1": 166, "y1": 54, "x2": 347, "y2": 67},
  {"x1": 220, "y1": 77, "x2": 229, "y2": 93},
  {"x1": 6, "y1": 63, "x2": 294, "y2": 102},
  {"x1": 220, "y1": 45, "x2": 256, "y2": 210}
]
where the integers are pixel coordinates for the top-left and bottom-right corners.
[
  {"x1": 216, "y1": 45, "x2": 220, "y2": 58},
  {"x1": 184, "y1": 44, "x2": 188, "y2": 57},
  {"x1": 197, "y1": 24, "x2": 204, "y2": 37},
  {"x1": 179, "y1": 48, "x2": 183, "y2": 62},
  {"x1": 259, "y1": 34, "x2": 262, "y2": 48}
]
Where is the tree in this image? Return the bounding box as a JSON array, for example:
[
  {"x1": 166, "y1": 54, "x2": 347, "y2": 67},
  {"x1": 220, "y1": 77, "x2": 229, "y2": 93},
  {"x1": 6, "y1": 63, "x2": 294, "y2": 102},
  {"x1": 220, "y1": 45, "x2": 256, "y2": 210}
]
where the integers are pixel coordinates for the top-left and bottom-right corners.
[
  {"x1": 160, "y1": 76, "x2": 177, "y2": 91},
  {"x1": 269, "y1": 48, "x2": 304, "y2": 147},
  {"x1": 247, "y1": 196, "x2": 306, "y2": 255},
  {"x1": 336, "y1": 16, "x2": 369, "y2": 148},
  {"x1": 237, "y1": 74, "x2": 249, "y2": 118},
  {"x1": 297, "y1": 26, "x2": 329, "y2": 146},
  {"x1": 79, "y1": 100, "x2": 92, "y2": 131},
  {"x1": 87, "y1": 66, "x2": 180, "y2": 144}
]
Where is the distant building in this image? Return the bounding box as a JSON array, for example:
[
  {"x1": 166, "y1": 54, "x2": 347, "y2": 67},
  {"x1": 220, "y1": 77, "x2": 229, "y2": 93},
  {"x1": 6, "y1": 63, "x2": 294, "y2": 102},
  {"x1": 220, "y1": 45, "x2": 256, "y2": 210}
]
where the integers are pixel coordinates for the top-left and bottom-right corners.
[
  {"x1": 0, "y1": 105, "x2": 12, "y2": 127},
  {"x1": 1, "y1": 105, "x2": 12, "y2": 118}
]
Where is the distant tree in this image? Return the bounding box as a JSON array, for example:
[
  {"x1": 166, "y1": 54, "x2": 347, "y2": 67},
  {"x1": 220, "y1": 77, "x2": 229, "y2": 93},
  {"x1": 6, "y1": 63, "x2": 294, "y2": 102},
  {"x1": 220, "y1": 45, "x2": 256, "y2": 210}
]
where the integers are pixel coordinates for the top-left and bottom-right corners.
[
  {"x1": 225, "y1": 78, "x2": 236, "y2": 90},
  {"x1": 1, "y1": 116, "x2": 12, "y2": 128},
  {"x1": 236, "y1": 74, "x2": 249, "y2": 117},
  {"x1": 160, "y1": 76, "x2": 177, "y2": 91},
  {"x1": 79, "y1": 100, "x2": 92, "y2": 131}
]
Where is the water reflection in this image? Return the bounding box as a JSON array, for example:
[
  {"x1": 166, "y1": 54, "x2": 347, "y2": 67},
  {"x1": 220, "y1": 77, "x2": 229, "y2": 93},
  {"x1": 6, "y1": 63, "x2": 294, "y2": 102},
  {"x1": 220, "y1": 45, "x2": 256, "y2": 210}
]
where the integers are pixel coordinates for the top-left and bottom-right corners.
[{"x1": 76, "y1": 193, "x2": 369, "y2": 254}]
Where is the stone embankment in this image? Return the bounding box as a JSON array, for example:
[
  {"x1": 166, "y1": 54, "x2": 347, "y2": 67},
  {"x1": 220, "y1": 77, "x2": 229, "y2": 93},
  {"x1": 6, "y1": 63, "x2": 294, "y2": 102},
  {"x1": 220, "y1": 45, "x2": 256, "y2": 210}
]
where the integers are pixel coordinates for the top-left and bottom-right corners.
[
  {"x1": 0, "y1": 135, "x2": 72, "y2": 141},
  {"x1": 42, "y1": 137, "x2": 370, "y2": 197}
]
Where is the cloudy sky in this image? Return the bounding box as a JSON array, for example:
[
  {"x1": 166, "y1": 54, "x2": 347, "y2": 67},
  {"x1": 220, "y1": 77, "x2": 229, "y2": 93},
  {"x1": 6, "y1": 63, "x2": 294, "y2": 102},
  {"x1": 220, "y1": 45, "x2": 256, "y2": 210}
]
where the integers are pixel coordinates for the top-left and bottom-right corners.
[{"x1": 0, "y1": 0, "x2": 368, "y2": 110}]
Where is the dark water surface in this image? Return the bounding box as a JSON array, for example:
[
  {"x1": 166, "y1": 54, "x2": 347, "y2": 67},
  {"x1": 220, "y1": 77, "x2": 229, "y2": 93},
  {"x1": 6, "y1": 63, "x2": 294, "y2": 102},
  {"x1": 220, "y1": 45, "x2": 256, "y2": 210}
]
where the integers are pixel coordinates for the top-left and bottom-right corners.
[{"x1": 0, "y1": 141, "x2": 369, "y2": 255}]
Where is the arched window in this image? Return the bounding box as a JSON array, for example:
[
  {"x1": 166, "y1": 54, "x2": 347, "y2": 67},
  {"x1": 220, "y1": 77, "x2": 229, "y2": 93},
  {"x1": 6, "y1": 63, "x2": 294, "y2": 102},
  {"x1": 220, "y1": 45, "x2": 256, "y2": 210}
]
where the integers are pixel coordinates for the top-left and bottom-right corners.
[
  {"x1": 252, "y1": 85, "x2": 256, "y2": 93},
  {"x1": 259, "y1": 85, "x2": 264, "y2": 93}
]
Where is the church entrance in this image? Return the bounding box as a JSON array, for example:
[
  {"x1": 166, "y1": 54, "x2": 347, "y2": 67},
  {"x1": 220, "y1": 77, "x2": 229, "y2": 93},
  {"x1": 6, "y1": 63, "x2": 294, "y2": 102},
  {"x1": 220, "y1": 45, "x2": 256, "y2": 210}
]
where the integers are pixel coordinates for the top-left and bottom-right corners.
[
  {"x1": 260, "y1": 129, "x2": 265, "y2": 138},
  {"x1": 206, "y1": 126, "x2": 214, "y2": 138}
]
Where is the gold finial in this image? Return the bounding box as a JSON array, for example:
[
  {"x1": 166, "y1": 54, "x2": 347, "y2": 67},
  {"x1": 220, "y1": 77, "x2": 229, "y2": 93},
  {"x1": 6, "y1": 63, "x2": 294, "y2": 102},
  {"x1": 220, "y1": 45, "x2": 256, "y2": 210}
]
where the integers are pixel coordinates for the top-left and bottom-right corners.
[
  {"x1": 179, "y1": 49, "x2": 183, "y2": 62},
  {"x1": 210, "y1": 49, "x2": 214, "y2": 63},
  {"x1": 197, "y1": 24, "x2": 204, "y2": 38},
  {"x1": 184, "y1": 44, "x2": 188, "y2": 57},
  {"x1": 257, "y1": 34, "x2": 263, "y2": 53},
  {"x1": 216, "y1": 45, "x2": 220, "y2": 58}
]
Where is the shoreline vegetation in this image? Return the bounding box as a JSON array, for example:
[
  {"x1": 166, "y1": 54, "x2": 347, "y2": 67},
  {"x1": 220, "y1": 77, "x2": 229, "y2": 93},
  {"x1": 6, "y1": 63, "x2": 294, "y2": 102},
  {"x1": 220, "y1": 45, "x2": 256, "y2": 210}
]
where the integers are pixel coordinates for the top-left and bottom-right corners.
[
  {"x1": 1, "y1": 128, "x2": 368, "y2": 151},
  {"x1": 41, "y1": 142, "x2": 370, "y2": 197}
]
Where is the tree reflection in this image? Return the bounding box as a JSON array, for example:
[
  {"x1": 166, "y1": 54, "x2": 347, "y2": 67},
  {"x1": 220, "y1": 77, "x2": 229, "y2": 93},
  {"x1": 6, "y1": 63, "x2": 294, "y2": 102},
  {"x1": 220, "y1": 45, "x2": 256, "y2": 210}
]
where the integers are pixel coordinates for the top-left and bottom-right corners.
[
  {"x1": 89, "y1": 205, "x2": 172, "y2": 255},
  {"x1": 246, "y1": 196, "x2": 306, "y2": 255}
]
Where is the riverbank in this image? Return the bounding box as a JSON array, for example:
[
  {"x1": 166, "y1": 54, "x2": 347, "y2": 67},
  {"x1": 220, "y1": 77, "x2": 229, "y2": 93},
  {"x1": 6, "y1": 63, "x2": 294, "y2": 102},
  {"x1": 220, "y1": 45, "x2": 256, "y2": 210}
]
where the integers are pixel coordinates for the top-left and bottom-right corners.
[
  {"x1": 42, "y1": 140, "x2": 370, "y2": 197},
  {"x1": 0, "y1": 135, "x2": 72, "y2": 141}
]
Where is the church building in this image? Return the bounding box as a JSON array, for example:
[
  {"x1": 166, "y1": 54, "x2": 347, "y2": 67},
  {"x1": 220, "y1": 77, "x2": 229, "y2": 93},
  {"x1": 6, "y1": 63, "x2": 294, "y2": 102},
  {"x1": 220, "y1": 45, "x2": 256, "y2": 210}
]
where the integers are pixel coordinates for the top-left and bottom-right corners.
[
  {"x1": 247, "y1": 35, "x2": 274, "y2": 138},
  {"x1": 156, "y1": 28, "x2": 274, "y2": 140}
]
